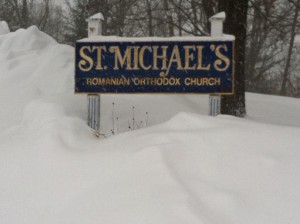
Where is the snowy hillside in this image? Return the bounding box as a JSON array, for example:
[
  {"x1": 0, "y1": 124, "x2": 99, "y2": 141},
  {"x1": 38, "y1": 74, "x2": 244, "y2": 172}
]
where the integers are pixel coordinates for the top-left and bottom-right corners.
[{"x1": 1, "y1": 26, "x2": 300, "y2": 224}]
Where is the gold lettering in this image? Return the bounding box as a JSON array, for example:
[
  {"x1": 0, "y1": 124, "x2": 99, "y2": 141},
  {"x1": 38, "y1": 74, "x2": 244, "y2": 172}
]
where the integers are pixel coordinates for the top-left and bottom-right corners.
[
  {"x1": 79, "y1": 46, "x2": 93, "y2": 72},
  {"x1": 185, "y1": 78, "x2": 191, "y2": 85},
  {"x1": 139, "y1": 46, "x2": 152, "y2": 70},
  {"x1": 111, "y1": 78, "x2": 117, "y2": 85},
  {"x1": 132, "y1": 78, "x2": 139, "y2": 85},
  {"x1": 109, "y1": 46, "x2": 132, "y2": 70},
  {"x1": 99, "y1": 78, "x2": 106, "y2": 85},
  {"x1": 87, "y1": 78, "x2": 93, "y2": 85},
  {"x1": 202, "y1": 78, "x2": 208, "y2": 85},
  {"x1": 184, "y1": 77, "x2": 221, "y2": 86},
  {"x1": 92, "y1": 46, "x2": 107, "y2": 70},
  {"x1": 184, "y1": 46, "x2": 196, "y2": 70},
  {"x1": 133, "y1": 46, "x2": 140, "y2": 70},
  {"x1": 153, "y1": 46, "x2": 168, "y2": 70},
  {"x1": 86, "y1": 78, "x2": 131, "y2": 86},
  {"x1": 191, "y1": 78, "x2": 197, "y2": 85},
  {"x1": 161, "y1": 45, "x2": 183, "y2": 77},
  {"x1": 174, "y1": 78, "x2": 180, "y2": 85},
  {"x1": 214, "y1": 45, "x2": 230, "y2": 71},
  {"x1": 196, "y1": 46, "x2": 210, "y2": 71}
]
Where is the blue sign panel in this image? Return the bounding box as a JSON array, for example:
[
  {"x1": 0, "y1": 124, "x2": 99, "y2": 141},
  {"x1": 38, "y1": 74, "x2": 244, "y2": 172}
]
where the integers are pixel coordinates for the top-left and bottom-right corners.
[{"x1": 75, "y1": 40, "x2": 234, "y2": 94}]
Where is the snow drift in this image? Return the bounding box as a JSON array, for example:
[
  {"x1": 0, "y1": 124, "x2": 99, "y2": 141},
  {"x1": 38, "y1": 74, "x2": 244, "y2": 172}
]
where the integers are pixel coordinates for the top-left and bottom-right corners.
[
  {"x1": 0, "y1": 25, "x2": 300, "y2": 224},
  {"x1": 0, "y1": 21, "x2": 9, "y2": 35},
  {"x1": 0, "y1": 25, "x2": 74, "y2": 130}
]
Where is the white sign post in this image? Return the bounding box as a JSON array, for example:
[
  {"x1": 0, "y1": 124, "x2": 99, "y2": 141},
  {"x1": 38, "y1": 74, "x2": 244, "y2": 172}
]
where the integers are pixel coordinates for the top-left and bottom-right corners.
[
  {"x1": 209, "y1": 12, "x2": 226, "y2": 116},
  {"x1": 86, "y1": 13, "x2": 104, "y2": 132}
]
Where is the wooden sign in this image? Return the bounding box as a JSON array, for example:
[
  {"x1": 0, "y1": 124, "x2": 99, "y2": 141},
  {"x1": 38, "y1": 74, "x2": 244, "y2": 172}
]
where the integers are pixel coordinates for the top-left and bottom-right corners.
[{"x1": 75, "y1": 38, "x2": 234, "y2": 94}]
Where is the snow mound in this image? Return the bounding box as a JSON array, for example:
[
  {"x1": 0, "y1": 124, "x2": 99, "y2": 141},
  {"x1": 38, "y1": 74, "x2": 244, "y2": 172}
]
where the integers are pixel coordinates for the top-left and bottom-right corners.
[
  {"x1": 0, "y1": 21, "x2": 10, "y2": 35},
  {"x1": 0, "y1": 26, "x2": 74, "y2": 130},
  {"x1": 1, "y1": 111, "x2": 300, "y2": 224},
  {"x1": 0, "y1": 25, "x2": 56, "y2": 53}
]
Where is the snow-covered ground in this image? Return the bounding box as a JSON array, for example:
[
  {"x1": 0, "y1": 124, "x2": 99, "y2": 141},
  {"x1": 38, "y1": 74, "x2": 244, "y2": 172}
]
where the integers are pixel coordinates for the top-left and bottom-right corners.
[{"x1": 1, "y1": 25, "x2": 300, "y2": 224}]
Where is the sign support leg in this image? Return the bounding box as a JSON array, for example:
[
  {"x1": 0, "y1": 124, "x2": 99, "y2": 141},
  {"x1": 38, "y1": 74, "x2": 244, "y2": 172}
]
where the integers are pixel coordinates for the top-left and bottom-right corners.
[
  {"x1": 209, "y1": 12, "x2": 226, "y2": 116},
  {"x1": 85, "y1": 13, "x2": 104, "y2": 133},
  {"x1": 209, "y1": 94, "x2": 221, "y2": 116},
  {"x1": 87, "y1": 94, "x2": 101, "y2": 132}
]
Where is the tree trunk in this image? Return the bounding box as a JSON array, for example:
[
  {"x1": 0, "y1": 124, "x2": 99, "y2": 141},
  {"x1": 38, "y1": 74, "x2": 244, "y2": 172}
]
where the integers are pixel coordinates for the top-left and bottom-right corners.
[
  {"x1": 39, "y1": 0, "x2": 50, "y2": 31},
  {"x1": 163, "y1": 0, "x2": 174, "y2": 36},
  {"x1": 177, "y1": 0, "x2": 183, "y2": 36},
  {"x1": 117, "y1": 0, "x2": 126, "y2": 37},
  {"x1": 280, "y1": 0, "x2": 299, "y2": 96},
  {"x1": 191, "y1": 0, "x2": 198, "y2": 34},
  {"x1": 219, "y1": 0, "x2": 248, "y2": 117},
  {"x1": 22, "y1": 0, "x2": 28, "y2": 27},
  {"x1": 202, "y1": 0, "x2": 216, "y2": 32},
  {"x1": 146, "y1": 0, "x2": 153, "y2": 36},
  {"x1": 9, "y1": 0, "x2": 25, "y2": 27}
]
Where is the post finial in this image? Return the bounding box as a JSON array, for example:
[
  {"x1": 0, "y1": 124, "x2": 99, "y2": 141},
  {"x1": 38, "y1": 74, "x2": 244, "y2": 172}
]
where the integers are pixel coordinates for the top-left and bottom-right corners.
[
  {"x1": 86, "y1": 12, "x2": 104, "y2": 37},
  {"x1": 209, "y1": 12, "x2": 226, "y2": 37}
]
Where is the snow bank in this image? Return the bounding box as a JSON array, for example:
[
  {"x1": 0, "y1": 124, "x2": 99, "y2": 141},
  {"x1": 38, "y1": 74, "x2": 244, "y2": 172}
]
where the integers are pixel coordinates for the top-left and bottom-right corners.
[
  {"x1": 247, "y1": 93, "x2": 300, "y2": 127},
  {"x1": 1, "y1": 26, "x2": 300, "y2": 224},
  {"x1": 0, "y1": 26, "x2": 74, "y2": 130},
  {"x1": 1, "y1": 112, "x2": 300, "y2": 224},
  {"x1": 0, "y1": 26, "x2": 56, "y2": 52},
  {"x1": 0, "y1": 21, "x2": 9, "y2": 35}
]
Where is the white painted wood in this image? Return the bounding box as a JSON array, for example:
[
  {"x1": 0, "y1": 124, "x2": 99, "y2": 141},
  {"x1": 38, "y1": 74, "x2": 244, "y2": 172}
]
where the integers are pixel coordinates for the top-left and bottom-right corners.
[
  {"x1": 86, "y1": 13, "x2": 104, "y2": 131},
  {"x1": 209, "y1": 12, "x2": 226, "y2": 116},
  {"x1": 86, "y1": 13, "x2": 104, "y2": 37}
]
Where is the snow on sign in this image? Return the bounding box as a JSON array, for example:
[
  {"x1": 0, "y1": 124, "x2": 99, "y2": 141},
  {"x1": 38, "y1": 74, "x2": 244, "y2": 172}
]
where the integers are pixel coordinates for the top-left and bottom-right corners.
[{"x1": 75, "y1": 37, "x2": 234, "y2": 94}]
